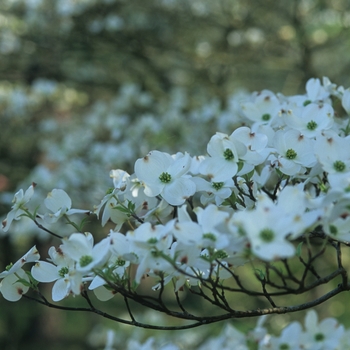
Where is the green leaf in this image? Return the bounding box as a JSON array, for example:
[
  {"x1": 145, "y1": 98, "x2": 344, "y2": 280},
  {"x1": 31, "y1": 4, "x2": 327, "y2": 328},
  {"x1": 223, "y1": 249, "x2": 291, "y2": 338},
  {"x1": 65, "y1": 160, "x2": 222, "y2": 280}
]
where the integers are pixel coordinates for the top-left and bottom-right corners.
[
  {"x1": 254, "y1": 268, "x2": 265, "y2": 280},
  {"x1": 296, "y1": 241, "x2": 303, "y2": 257},
  {"x1": 114, "y1": 205, "x2": 129, "y2": 213}
]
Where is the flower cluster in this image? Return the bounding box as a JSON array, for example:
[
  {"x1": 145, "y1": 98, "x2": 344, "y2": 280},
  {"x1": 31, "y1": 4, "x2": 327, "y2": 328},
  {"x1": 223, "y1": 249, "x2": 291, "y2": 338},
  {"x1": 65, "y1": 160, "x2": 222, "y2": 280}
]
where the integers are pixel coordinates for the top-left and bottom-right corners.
[
  {"x1": 1, "y1": 77, "x2": 350, "y2": 349},
  {"x1": 88, "y1": 310, "x2": 349, "y2": 350}
]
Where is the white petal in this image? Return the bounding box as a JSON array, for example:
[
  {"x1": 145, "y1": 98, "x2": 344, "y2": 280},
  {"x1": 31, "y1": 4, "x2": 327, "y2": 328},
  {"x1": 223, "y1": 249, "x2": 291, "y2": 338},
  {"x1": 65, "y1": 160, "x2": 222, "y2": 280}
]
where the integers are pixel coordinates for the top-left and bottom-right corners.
[
  {"x1": 93, "y1": 286, "x2": 116, "y2": 301},
  {"x1": 162, "y1": 178, "x2": 196, "y2": 205},
  {"x1": 31, "y1": 261, "x2": 59, "y2": 283},
  {"x1": 89, "y1": 275, "x2": 107, "y2": 290},
  {"x1": 167, "y1": 152, "x2": 191, "y2": 178},
  {"x1": 52, "y1": 278, "x2": 69, "y2": 301},
  {"x1": 61, "y1": 233, "x2": 93, "y2": 260},
  {"x1": 0, "y1": 269, "x2": 29, "y2": 302},
  {"x1": 199, "y1": 157, "x2": 238, "y2": 182},
  {"x1": 135, "y1": 150, "x2": 172, "y2": 184},
  {"x1": 342, "y1": 88, "x2": 350, "y2": 114},
  {"x1": 306, "y1": 78, "x2": 321, "y2": 101},
  {"x1": 45, "y1": 189, "x2": 72, "y2": 213},
  {"x1": 172, "y1": 221, "x2": 202, "y2": 245}
]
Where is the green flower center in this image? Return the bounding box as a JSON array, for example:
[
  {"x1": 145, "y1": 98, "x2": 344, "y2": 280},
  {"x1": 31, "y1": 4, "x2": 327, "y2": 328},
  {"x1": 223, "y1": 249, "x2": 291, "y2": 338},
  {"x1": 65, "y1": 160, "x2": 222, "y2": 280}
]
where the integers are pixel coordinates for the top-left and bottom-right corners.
[
  {"x1": 314, "y1": 332, "x2": 325, "y2": 342},
  {"x1": 333, "y1": 160, "x2": 346, "y2": 172},
  {"x1": 223, "y1": 148, "x2": 234, "y2": 161},
  {"x1": 58, "y1": 267, "x2": 69, "y2": 278},
  {"x1": 80, "y1": 255, "x2": 93, "y2": 267},
  {"x1": 286, "y1": 149, "x2": 297, "y2": 160},
  {"x1": 159, "y1": 172, "x2": 172, "y2": 183},
  {"x1": 212, "y1": 182, "x2": 224, "y2": 190},
  {"x1": 203, "y1": 233, "x2": 216, "y2": 241},
  {"x1": 215, "y1": 250, "x2": 228, "y2": 259},
  {"x1": 259, "y1": 228, "x2": 275, "y2": 242},
  {"x1": 116, "y1": 259, "x2": 126, "y2": 266},
  {"x1": 279, "y1": 344, "x2": 290, "y2": 350},
  {"x1": 307, "y1": 120, "x2": 318, "y2": 130},
  {"x1": 303, "y1": 100, "x2": 312, "y2": 106},
  {"x1": 262, "y1": 113, "x2": 271, "y2": 121},
  {"x1": 147, "y1": 238, "x2": 158, "y2": 244}
]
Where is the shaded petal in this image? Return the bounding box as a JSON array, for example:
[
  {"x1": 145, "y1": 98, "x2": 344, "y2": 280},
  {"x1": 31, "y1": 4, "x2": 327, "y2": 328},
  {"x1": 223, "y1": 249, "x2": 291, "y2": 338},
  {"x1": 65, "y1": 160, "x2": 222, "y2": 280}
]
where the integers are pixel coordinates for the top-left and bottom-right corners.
[
  {"x1": 135, "y1": 150, "x2": 172, "y2": 184},
  {"x1": 162, "y1": 178, "x2": 196, "y2": 205},
  {"x1": 52, "y1": 278, "x2": 69, "y2": 301},
  {"x1": 0, "y1": 269, "x2": 29, "y2": 302},
  {"x1": 45, "y1": 189, "x2": 72, "y2": 212},
  {"x1": 31, "y1": 261, "x2": 59, "y2": 283}
]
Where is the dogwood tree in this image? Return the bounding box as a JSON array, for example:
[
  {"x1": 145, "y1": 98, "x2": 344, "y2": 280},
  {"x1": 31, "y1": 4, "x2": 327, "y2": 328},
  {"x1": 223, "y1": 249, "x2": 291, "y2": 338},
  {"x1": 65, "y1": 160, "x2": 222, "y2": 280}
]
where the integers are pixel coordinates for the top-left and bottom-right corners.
[{"x1": 2, "y1": 77, "x2": 350, "y2": 349}]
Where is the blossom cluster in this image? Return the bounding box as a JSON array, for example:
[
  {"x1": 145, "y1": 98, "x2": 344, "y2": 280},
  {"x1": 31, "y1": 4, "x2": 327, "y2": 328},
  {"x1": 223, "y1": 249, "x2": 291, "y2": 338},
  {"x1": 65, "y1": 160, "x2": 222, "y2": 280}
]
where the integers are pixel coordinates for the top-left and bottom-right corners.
[
  {"x1": 2, "y1": 77, "x2": 350, "y2": 295},
  {"x1": 1, "y1": 77, "x2": 350, "y2": 349},
  {"x1": 88, "y1": 310, "x2": 349, "y2": 350},
  {"x1": 0, "y1": 82, "x2": 228, "y2": 243}
]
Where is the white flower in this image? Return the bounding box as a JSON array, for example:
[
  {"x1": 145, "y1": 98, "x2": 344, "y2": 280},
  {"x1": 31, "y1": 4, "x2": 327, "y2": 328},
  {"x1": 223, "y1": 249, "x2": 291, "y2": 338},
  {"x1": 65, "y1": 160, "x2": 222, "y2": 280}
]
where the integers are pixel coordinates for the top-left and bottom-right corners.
[
  {"x1": 324, "y1": 215, "x2": 350, "y2": 242},
  {"x1": 43, "y1": 189, "x2": 89, "y2": 223},
  {"x1": 0, "y1": 268, "x2": 30, "y2": 302},
  {"x1": 171, "y1": 205, "x2": 203, "y2": 246},
  {"x1": 233, "y1": 194, "x2": 296, "y2": 261},
  {"x1": 194, "y1": 204, "x2": 230, "y2": 249},
  {"x1": 109, "y1": 169, "x2": 130, "y2": 190},
  {"x1": 135, "y1": 151, "x2": 196, "y2": 206},
  {"x1": 232, "y1": 126, "x2": 271, "y2": 170},
  {"x1": 88, "y1": 255, "x2": 130, "y2": 301},
  {"x1": 94, "y1": 189, "x2": 128, "y2": 228},
  {"x1": 282, "y1": 102, "x2": 334, "y2": 137},
  {"x1": 305, "y1": 78, "x2": 329, "y2": 102},
  {"x1": 31, "y1": 246, "x2": 82, "y2": 302},
  {"x1": 2, "y1": 183, "x2": 36, "y2": 232},
  {"x1": 240, "y1": 90, "x2": 281, "y2": 125},
  {"x1": 272, "y1": 129, "x2": 317, "y2": 176},
  {"x1": 300, "y1": 310, "x2": 344, "y2": 350},
  {"x1": 259, "y1": 321, "x2": 302, "y2": 350},
  {"x1": 192, "y1": 176, "x2": 234, "y2": 206},
  {"x1": 276, "y1": 184, "x2": 322, "y2": 239},
  {"x1": 0, "y1": 245, "x2": 39, "y2": 279},
  {"x1": 199, "y1": 131, "x2": 247, "y2": 181},
  {"x1": 0, "y1": 245, "x2": 39, "y2": 301},
  {"x1": 60, "y1": 232, "x2": 111, "y2": 273},
  {"x1": 127, "y1": 221, "x2": 175, "y2": 283},
  {"x1": 314, "y1": 130, "x2": 350, "y2": 174}
]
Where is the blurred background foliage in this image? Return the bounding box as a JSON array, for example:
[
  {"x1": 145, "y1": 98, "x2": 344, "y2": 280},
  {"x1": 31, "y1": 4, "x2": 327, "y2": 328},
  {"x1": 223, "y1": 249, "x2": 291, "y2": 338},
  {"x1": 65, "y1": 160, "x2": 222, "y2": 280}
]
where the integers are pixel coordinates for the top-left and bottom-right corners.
[{"x1": 1, "y1": 0, "x2": 350, "y2": 349}]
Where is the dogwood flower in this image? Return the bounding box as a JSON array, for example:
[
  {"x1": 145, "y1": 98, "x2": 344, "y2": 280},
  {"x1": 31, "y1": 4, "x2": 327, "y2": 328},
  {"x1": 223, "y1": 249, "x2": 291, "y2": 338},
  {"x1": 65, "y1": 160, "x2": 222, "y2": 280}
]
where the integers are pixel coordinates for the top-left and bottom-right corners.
[
  {"x1": 43, "y1": 189, "x2": 90, "y2": 224},
  {"x1": 0, "y1": 268, "x2": 30, "y2": 302},
  {"x1": 232, "y1": 193, "x2": 296, "y2": 260},
  {"x1": 231, "y1": 126, "x2": 270, "y2": 170},
  {"x1": 300, "y1": 310, "x2": 344, "y2": 350},
  {"x1": 118, "y1": 221, "x2": 176, "y2": 284},
  {"x1": 259, "y1": 321, "x2": 303, "y2": 350},
  {"x1": 60, "y1": 232, "x2": 111, "y2": 273},
  {"x1": 135, "y1": 151, "x2": 196, "y2": 206},
  {"x1": 0, "y1": 245, "x2": 39, "y2": 301},
  {"x1": 2, "y1": 183, "x2": 36, "y2": 232},
  {"x1": 88, "y1": 255, "x2": 130, "y2": 301},
  {"x1": 272, "y1": 129, "x2": 317, "y2": 176},
  {"x1": 31, "y1": 246, "x2": 82, "y2": 301},
  {"x1": 191, "y1": 176, "x2": 234, "y2": 205},
  {"x1": 199, "y1": 131, "x2": 247, "y2": 181},
  {"x1": 94, "y1": 188, "x2": 128, "y2": 229},
  {"x1": 282, "y1": 102, "x2": 334, "y2": 137},
  {"x1": 314, "y1": 130, "x2": 350, "y2": 174},
  {"x1": 240, "y1": 90, "x2": 281, "y2": 125}
]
